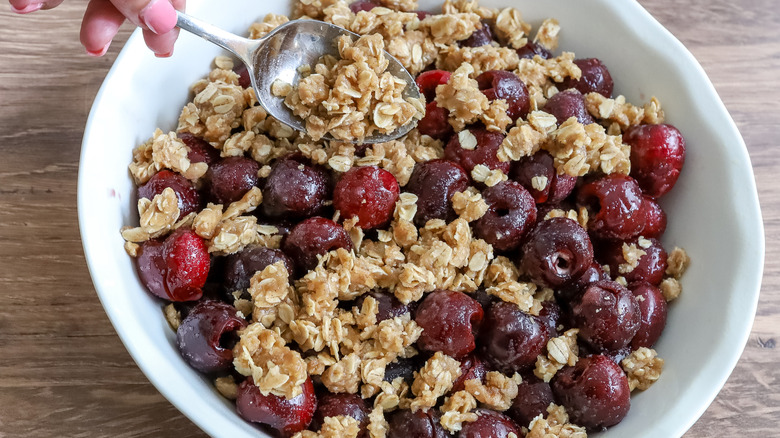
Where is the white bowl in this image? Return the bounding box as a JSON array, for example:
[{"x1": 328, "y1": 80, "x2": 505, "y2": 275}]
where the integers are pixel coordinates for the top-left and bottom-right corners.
[{"x1": 78, "y1": 0, "x2": 764, "y2": 436}]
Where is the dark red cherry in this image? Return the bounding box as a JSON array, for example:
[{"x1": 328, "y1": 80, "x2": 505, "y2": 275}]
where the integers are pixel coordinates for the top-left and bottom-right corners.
[
  {"x1": 262, "y1": 154, "x2": 330, "y2": 220},
  {"x1": 510, "y1": 151, "x2": 576, "y2": 204},
  {"x1": 282, "y1": 217, "x2": 353, "y2": 275},
  {"x1": 629, "y1": 281, "x2": 668, "y2": 349},
  {"x1": 537, "y1": 300, "x2": 561, "y2": 339},
  {"x1": 384, "y1": 357, "x2": 421, "y2": 385},
  {"x1": 623, "y1": 123, "x2": 686, "y2": 198},
  {"x1": 560, "y1": 58, "x2": 614, "y2": 98},
  {"x1": 418, "y1": 102, "x2": 455, "y2": 141},
  {"x1": 233, "y1": 63, "x2": 251, "y2": 88},
  {"x1": 473, "y1": 181, "x2": 537, "y2": 252},
  {"x1": 387, "y1": 409, "x2": 448, "y2": 438},
  {"x1": 551, "y1": 355, "x2": 630, "y2": 429},
  {"x1": 208, "y1": 156, "x2": 259, "y2": 205},
  {"x1": 641, "y1": 197, "x2": 667, "y2": 238},
  {"x1": 176, "y1": 300, "x2": 246, "y2": 373},
  {"x1": 460, "y1": 20, "x2": 494, "y2": 47},
  {"x1": 236, "y1": 377, "x2": 317, "y2": 437},
  {"x1": 576, "y1": 174, "x2": 646, "y2": 241},
  {"x1": 406, "y1": 159, "x2": 470, "y2": 226},
  {"x1": 542, "y1": 89, "x2": 594, "y2": 125},
  {"x1": 354, "y1": 290, "x2": 413, "y2": 322},
  {"x1": 311, "y1": 392, "x2": 369, "y2": 437},
  {"x1": 350, "y1": 0, "x2": 380, "y2": 13},
  {"x1": 555, "y1": 262, "x2": 609, "y2": 306},
  {"x1": 137, "y1": 228, "x2": 210, "y2": 302},
  {"x1": 459, "y1": 409, "x2": 523, "y2": 438},
  {"x1": 416, "y1": 70, "x2": 452, "y2": 103},
  {"x1": 334, "y1": 166, "x2": 400, "y2": 230},
  {"x1": 479, "y1": 301, "x2": 549, "y2": 373},
  {"x1": 138, "y1": 170, "x2": 201, "y2": 217},
  {"x1": 516, "y1": 41, "x2": 552, "y2": 60},
  {"x1": 451, "y1": 354, "x2": 487, "y2": 393},
  {"x1": 445, "y1": 128, "x2": 510, "y2": 176},
  {"x1": 508, "y1": 374, "x2": 555, "y2": 427},
  {"x1": 520, "y1": 218, "x2": 594, "y2": 289},
  {"x1": 415, "y1": 290, "x2": 484, "y2": 358},
  {"x1": 476, "y1": 70, "x2": 530, "y2": 121},
  {"x1": 178, "y1": 132, "x2": 220, "y2": 165},
  {"x1": 223, "y1": 245, "x2": 294, "y2": 292},
  {"x1": 569, "y1": 280, "x2": 640, "y2": 352},
  {"x1": 598, "y1": 237, "x2": 668, "y2": 286}
]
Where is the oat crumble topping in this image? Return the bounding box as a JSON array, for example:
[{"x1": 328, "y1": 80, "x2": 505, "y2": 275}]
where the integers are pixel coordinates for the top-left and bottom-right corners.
[
  {"x1": 621, "y1": 347, "x2": 664, "y2": 391},
  {"x1": 535, "y1": 329, "x2": 579, "y2": 382},
  {"x1": 464, "y1": 371, "x2": 520, "y2": 411},
  {"x1": 527, "y1": 404, "x2": 588, "y2": 438}
]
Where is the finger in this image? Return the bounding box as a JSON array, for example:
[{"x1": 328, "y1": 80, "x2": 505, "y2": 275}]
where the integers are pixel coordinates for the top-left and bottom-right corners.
[
  {"x1": 109, "y1": 0, "x2": 177, "y2": 34},
  {"x1": 40, "y1": 0, "x2": 64, "y2": 10},
  {"x1": 143, "y1": 27, "x2": 180, "y2": 57},
  {"x1": 143, "y1": 0, "x2": 184, "y2": 56},
  {"x1": 9, "y1": 0, "x2": 43, "y2": 13},
  {"x1": 80, "y1": 0, "x2": 126, "y2": 56}
]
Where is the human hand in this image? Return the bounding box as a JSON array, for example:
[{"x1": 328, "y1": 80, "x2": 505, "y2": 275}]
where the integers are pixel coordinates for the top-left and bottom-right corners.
[{"x1": 9, "y1": 0, "x2": 185, "y2": 57}]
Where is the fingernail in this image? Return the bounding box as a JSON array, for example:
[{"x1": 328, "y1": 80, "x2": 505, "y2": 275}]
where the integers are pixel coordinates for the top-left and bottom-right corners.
[
  {"x1": 86, "y1": 42, "x2": 111, "y2": 57},
  {"x1": 139, "y1": 0, "x2": 177, "y2": 34},
  {"x1": 10, "y1": 2, "x2": 43, "y2": 13},
  {"x1": 155, "y1": 51, "x2": 173, "y2": 58}
]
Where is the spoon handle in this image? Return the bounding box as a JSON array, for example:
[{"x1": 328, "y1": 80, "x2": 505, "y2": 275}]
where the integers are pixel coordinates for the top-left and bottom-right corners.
[{"x1": 175, "y1": 11, "x2": 255, "y2": 65}]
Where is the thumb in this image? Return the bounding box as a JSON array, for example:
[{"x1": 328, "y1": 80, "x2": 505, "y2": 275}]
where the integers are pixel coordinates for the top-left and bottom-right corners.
[{"x1": 111, "y1": 0, "x2": 177, "y2": 34}]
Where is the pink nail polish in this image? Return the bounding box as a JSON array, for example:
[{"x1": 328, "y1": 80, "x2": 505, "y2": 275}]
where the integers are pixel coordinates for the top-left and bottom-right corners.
[
  {"x1": 155, "y1": 51, "x2": 173, "y2": 58},
  {"x1": 86, "y1": 42, "x2": 111, "y2": 57},
  {"x1": 139, "y1": 0, "x2": 177, "y2": 35},
  {"x1": 10, "y1": 2, "x2": 42, "y2": 13}
]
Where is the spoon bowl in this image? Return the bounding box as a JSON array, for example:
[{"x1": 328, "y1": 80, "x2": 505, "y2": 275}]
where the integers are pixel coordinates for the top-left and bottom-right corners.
[{"x1": 175, "y1": 12, "x2": 422, "y2": 144}]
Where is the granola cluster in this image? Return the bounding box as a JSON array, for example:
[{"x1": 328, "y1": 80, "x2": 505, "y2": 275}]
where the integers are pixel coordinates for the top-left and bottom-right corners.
[{"x1": 119, "y1": 0, "x2": 692, "y2": 436}]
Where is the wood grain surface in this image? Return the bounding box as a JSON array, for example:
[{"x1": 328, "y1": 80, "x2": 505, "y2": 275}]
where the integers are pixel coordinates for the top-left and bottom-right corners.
[{"x1": 0, "y1": 0, "x2": 776, "y2": 436}]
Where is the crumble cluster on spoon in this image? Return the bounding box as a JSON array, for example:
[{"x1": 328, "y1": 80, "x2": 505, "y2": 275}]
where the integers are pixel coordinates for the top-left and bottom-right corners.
[{"x1": 120, "y1": 0, "x2": 691, "y2": 436}]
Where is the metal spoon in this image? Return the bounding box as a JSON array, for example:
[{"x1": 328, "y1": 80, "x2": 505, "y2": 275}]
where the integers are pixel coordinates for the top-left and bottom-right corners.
[{"x1": 175, "y1": 11, "x2": 422, "y2": 144}]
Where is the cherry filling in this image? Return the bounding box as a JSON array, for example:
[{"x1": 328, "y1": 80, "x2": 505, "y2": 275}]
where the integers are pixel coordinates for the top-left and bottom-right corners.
[
  {"x1": 444, "y1": 128, "x2": 510, "y2": 176},
  {"x1": 576, "y1": 174, "x2": 646, "y2": 241},
  {"x1": 262, "y1": 154, "x2": 330, "y2": 220},
  {"x1": 138, "y1": 170, "x2": 201, "y2": 217},
  {"x1": 282, "y1": 217, "x2": 354, "y2": 275},
  {"x1": 311, "y1": 392, "x2": 370, "y2": 437},
  {"x1": 406, "y1": 159, "x2": 470, "y2": 226},
  {"x1": 459, "y1": 409, "x2": 523, "y2": 437},
  {"x1": 223, "y1": 245, "x2": 294, "y2": 292},
  {"x1": 207, "y1": 156, "x2": 260, "y2": 205},
  {"x1": 623, "y1": 123, "x2": 686, "y2": 198},
  {"x1": 476, "y1": 70, "x2": 531, "y2": 121},
  {"x1": 551, "y1": 355, "x2": 631, "y2": 429},
  {"x1": 333, "y1": 166, "x2": 400, "y2": 230},
  {"x1": 521, "y1": 218, "x2": 594, "y2": 288},
  {"x1": 542, "y1": 89, "x2": 595, "y2": 126},
  {"x1": 236, "y1": 377, "x2": 317, "y2": 437},
  {"x1": 175, "y1": 300, "x2": 247, "y2": 373},
  {"x1": 137, "y1": 228, "x2": 210, "y2": 302},
  {"x1": 415, "y1": 290, "x2": 484, "y2": 358},
  {"x1": 473, "y1": 181, "x2": 537, "y2": 252},
  {"x1": 560, "y1": 58, "x2": 614, "y2": 97},
  {"x1": 629, "y1": 281, "x2": 668, "y2": 349},
  {"x1": 569, "y1": 279, "x2": 640, "y2": 352},
  {"x1": 479, "y1": 301, "x2": 549, "y2": 373}
]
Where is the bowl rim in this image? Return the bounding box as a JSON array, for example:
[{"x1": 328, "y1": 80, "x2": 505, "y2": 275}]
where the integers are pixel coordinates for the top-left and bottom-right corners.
[{"x1": 78, "y1": 1, "x2": 765, "y2": 437}]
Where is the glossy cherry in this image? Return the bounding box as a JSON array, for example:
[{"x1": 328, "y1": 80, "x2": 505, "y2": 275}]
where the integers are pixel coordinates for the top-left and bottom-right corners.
[
  {"x1": 223, "y1": 245, "x2": 294, "y2": 292},
  {"x1": 576, "y1": 174, "x2": 646, "y2": 241},
  {"x1": 334, "y1": 166, "x2": 400, "y2": 229},
  {"x1": 282, "y1": 217, "x2": 354, "y2": 275},
  {"x1": 542, "y1": 89, "x2": 594, "y2": 126},
  {"x1": 444, "y1": 128, "x2": 510, "y2": 176},
  {"x1": 236, "y1": 377, "x2": 317, "y2": 437},
  {"x1": 516, "y1": 41, "x2": 552, "y2": 60},
  {"x1": 508, "y1": 374, "x2": 555, "y2": 426},
  {"x1": 569, "y1": 280, "x2": 640, "y2": 352},
  {"x1": 473, "y1": 181, "x2": 537, "y2": 252},
  {"x1": 178, "y1": 132, "x2": 221, "y2": 165},
  {"x1": 354, "y1": 290, "x2": 413, "y2": 322},
  {"x1": 520, "y1": 217, "x2": 594, "y2": 288},
  {"x1": 460, "y1": 20, "x2": 494, "y2": 47},
  {"x1": 311, "y1": 392, "x2": 369, "y2": 437},
  {"x1": 459, "y1": 409, "x2": 523, "y2": 438},
  {"x1": 208, "y1": 156, "x2": 260, "y2": 205},
  {"x1": 451, "y1": 353, "x2": 487, "y2": 393},
  {"x1": 560, "y1": 58, "x2": 614, "y2": 97},
  {"x1": 138, "y1": 170, "x2": 201, "y2": 217},
  {"x1": 349, "y1": 0, "x2": 380, "y2": 13},
  {"x1": 641, "y1": 197, "x2": 667, "y2": 238},
  {"x1": 598, "y1": 237, "x2": 668, "y2": 286},
  {"x1": 551, "y1": 354, "x2": 631, "y2": 429},
  {"x1": 479, "y1": 301, "x2": 549, "y2": 373},
  {"x1": 387, "y1": 409, "x2": 448, "y2": 438},
  {"x1": 418, "y1": 102, "x2": 455, "y2": 141},
  {"x1": 623, "y1": 123, "x2": 686, "y2": 198},
  {"x1": 510, "y1": 151, "x2": 576, "y2": 204},
  {"x1": 629, "y1": 281, "x2": 668, "y2": 349},
  {"x1": 417, "y1": 70, "x2": 452, "y2": 103},
  {"x1": 137, "y1": 228, "x2": 210, "y2": 301},
  {"x1": 476, "y1": 70, "x2": 531, "y2": 121},
  {"x1": 176, "y1": 300, "x2": 247, "y2": 373},
  {"x1": 406, "y1": 159, "x2": 470, "y2": 226},
  {"x1": 262, "y1": 154, "x2": 330, "y2": 219},
  {"x1": 415, "y1": 290, "x2": 484, "y2": 358}
]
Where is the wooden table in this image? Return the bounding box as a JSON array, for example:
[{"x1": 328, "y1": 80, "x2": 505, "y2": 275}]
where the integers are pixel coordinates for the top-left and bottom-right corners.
[{"x1": 0, "y1": 1, "x2": 776, "y2": 436}]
